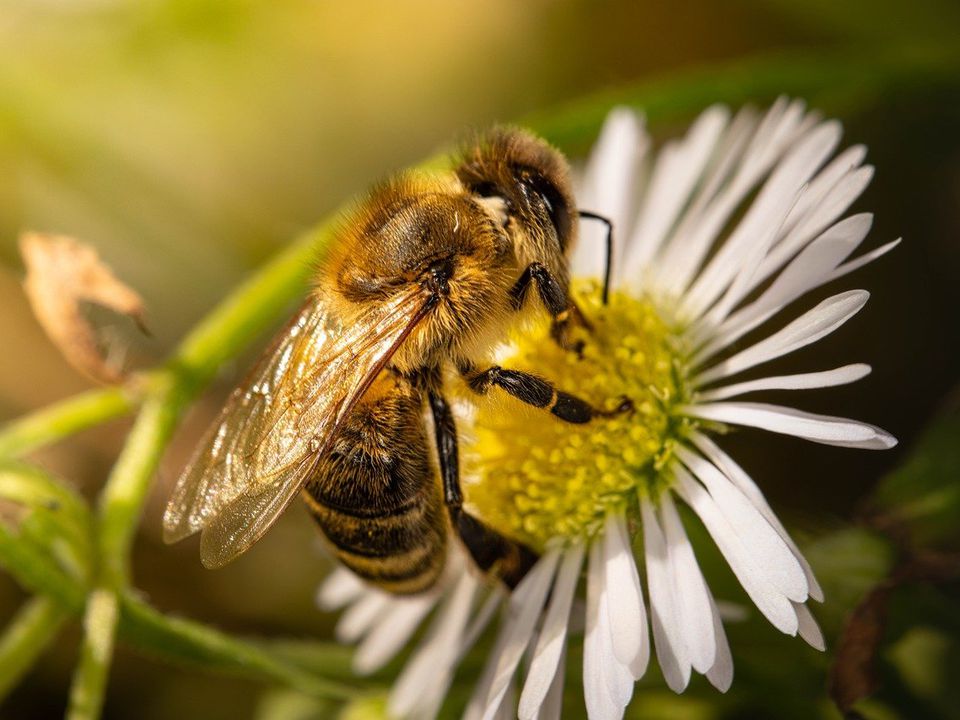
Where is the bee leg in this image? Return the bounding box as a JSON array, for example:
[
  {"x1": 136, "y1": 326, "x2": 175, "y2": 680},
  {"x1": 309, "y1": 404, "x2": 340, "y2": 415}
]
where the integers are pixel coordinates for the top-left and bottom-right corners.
[
  {"x1": 509, "y1": 262, "x2": 590, "y2": 355},
  {"x1": 462, "y1": 364, "x2": 632, "y2": 424},
  {"x1": 428, "y1": 390, "x2": 538, "y2": 588}
]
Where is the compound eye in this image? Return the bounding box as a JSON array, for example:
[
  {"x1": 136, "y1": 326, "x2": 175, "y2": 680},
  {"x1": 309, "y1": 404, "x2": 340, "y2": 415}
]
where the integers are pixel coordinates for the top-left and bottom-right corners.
[
  {"x1": 523, "y1": 172, "x2": 570, "y2": 248},
  {"x1": 470, "y1": 181, "x2": 502, "y2": 198}
]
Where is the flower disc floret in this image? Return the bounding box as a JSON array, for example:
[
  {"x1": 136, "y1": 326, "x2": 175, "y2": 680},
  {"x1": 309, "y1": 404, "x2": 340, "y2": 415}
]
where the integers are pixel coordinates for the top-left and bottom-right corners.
[{"x1": 465, "y1": 282, "x2": 695, "y2": 550}]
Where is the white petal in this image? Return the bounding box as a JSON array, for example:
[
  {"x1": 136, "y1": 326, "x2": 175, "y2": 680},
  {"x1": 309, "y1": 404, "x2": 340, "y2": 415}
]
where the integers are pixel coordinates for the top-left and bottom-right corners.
[
  {"x1": 674, "y1": 467, "x2": 799, "y2": 635},
  {"x1": 795, "y1": 602, "x2": 826, "y2": 651},
  {"x1": 493, "y1": 681, "x2": 516, "y2": 720},
  {"x1": 695, "y1": 290, "x2": 869, "y2": 384},
  {"x1": 651, "y1": 105, "x2": 760, "y2": 292},
  {"x1": 757, "y1": 162, "x2": 874, "y2": 286},
  {"x1": 316, "y1": 567, "x2": 364, "y2": 610},
  {"x1": 677, "y1": 446, "x2": 808, "y2": 603},
  {"x1": 575, "y1": 108, "x2": 648, "y2": 280},
  {"x1": 682, "y1": 118, "x2": 840, "y2": 319},
  {"x1": 389, "y1": 571, "x2": 480, "y2": 719},
  {"x1": 659, "y1": 494, "x2": 716, "y2": 673},
  {"x1": 661, "y1": 98, "x2": 812, "y2": 297},
  {"x1": 623, "y1": 105, "x2": 729, "y2": 275},
  {"x1": 683, "y1": 402, "x2": 897, "y2": 449},
  {"x1": 689, "y1": 431, "x2": 824, "y2": 602},
  {"x1": 825, "y1": 238, "x2": 901, "y2": 283},
  {"x1": 602, "y1": 514, "x2": 650, "y2": 675},
  {"x1": 354, "y1": 592, "x2": 436, "y2": 674},
  {"x1": 519, "y1": 544, "x2": 584, "y2": 720},
  {"x1": 775, "y1": 144, "x2": 867, "y2": 238},
  {"x1": 535, "y1": 647, "x2": 566, "y2": 720},
  {"x1": 583, "y1": 541, "x2": 630, "y2": 720},
  {"x1": 459, "y1": 587, "x2": 504, "y2": 656},
  {"x1": 705, "y1": 595, "x2": 734, "y2": 692},
  {"x1": 480, "y1": 550, "x2": 561, "y2": 720},
  {"x1": 598, "y1": 573, "x2": 635, "y2": 708},
  {"x1": 697, "y1": 364, "x2": 871, "y2": 401},
  {"x1": 335, "y1": 591, "x2": 390, "y2": 644},
  {"x1": 641, "y1": 498, "x2": 691, "y2": 692},
  {"x1": 697, "y1": 214, "x2": 874, "y2": 361}
]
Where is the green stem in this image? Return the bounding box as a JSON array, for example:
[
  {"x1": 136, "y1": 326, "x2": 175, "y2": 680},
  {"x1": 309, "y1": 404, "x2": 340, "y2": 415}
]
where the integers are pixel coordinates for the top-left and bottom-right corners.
[
  {"x1": 0, "y1": 596, "x2": 70, "y2": 701},
  {"x1": 119, "y1": 594, "x2": 359, "y2": 700},
  {"x1": 96, "y1": 384, "x2": 183, "y2": 588},
  {"x1": 66, "y1": 378, "x2": 184, "y2": 720},
  {"x1": 65, "y1": 590, "x2": 117, "y2": 720},
  {"x1": 0, "y1": 387, "x2": 137, "y2": 459}
]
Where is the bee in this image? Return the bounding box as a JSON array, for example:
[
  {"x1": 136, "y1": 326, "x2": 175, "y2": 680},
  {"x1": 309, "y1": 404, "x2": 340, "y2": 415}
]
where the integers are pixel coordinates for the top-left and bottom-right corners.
[{"x1": 163, "y1": 128, "x2": 624, "y2": 593}]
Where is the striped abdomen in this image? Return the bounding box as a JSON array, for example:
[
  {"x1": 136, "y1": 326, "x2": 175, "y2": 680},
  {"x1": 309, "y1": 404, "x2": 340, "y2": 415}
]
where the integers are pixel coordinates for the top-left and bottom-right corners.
[{"x1": 302, "y1": 372, "x2": 446, "y2": 594}]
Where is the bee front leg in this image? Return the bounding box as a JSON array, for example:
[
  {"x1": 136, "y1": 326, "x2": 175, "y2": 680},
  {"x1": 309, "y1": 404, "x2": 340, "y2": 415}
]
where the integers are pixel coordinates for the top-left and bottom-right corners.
[
  {"x1": 509, "y1": 263, "x2": 590, "y2": 354},
  {"x1": 461, "y1": 364, "x2": 632, "y2": 424},
  {"x1": 428, "y1": 390, "x2": 537, "y2": 589}
]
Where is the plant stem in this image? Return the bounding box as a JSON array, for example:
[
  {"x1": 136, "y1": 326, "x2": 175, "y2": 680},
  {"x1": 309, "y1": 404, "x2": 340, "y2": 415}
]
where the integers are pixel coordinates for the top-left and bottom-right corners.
[
  {"x1": 120, "y1": 594, "x2": 359, "y2": 700},
  {"x1": 0, "y1": 387, "x2": 136, "y2": 459},
  {"x1": 0, "y1": 596, "x2": 70, "y2": 701},
  {"x1": 65, "y1": 590, "x2": 117, "y2": 720},
  {"x1": 65, "y1": 376, "x2": 184, "y2": 719}
]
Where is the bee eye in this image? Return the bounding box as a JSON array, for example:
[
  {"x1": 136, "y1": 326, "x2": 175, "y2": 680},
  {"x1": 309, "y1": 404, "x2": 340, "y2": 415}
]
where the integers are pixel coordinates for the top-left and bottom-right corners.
[
  {"x1": 521, "y1": 171, "x2": 570, "y2": 249},
  {"x1": 471, "y1": 181, "x2": 501, "y2": 198}
]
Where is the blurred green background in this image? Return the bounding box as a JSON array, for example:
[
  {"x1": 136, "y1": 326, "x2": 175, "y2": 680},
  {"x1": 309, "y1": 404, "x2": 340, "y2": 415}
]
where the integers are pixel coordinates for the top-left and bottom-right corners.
[{"x1": 1, "y1": 1, "x2": 958, "y2": 718}]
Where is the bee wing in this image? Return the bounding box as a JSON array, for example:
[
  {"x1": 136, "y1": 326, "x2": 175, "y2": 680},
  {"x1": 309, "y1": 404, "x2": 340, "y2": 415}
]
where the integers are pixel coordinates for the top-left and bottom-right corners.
[{"x1": 162, "y1": 285, "x2": 433, "y2": 568}]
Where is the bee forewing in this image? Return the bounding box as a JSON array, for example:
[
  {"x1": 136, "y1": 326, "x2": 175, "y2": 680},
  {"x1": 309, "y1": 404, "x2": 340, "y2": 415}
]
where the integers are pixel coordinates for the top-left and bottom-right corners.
[
  {"x1": 163, "y1": 287, "x2": 432, "y2": 566},
  {"x1": 162, "y1": 300, "x2": 324, "y2": 544}
]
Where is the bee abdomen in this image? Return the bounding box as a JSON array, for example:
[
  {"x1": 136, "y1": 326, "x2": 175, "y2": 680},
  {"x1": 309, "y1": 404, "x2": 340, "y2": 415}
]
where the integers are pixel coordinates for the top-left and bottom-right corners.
[{"x1": 304, "y1": 488, "x2": 446, "y2": 594}]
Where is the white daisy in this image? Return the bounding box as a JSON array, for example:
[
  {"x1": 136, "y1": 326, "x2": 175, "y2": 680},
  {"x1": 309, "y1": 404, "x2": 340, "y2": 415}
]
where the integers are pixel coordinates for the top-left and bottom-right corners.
[{"x1": 318, "y1": 98, "x2": 899, "y2": 720}]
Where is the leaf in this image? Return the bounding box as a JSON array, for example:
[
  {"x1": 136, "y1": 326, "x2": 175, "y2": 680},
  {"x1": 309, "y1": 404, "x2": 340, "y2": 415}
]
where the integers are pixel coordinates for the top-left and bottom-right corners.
[
  {"x1": 828, "y1": 401, "x2": 960, "y2": 715},
  {"x1": 870, "y1": 397, "x2": 960, "y2": 551},
  {"x1": 20, "y1": 232, "x2": 148, "y2": 385},
  {"x1": 0, "y1": 461, "x2": 94, "y2": 583}
]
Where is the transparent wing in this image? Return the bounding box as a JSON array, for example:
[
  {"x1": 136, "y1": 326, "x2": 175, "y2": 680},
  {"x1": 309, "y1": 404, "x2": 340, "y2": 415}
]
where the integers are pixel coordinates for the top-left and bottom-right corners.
[{"x1": 162, "y1": 286, "x2": 431, "y2": 568}]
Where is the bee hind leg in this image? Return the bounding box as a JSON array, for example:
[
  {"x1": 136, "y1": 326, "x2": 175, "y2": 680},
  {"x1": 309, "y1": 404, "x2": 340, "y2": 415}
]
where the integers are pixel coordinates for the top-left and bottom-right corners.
[{"x1": 428, "y1": 389, "x2": 538, "y2": 589}]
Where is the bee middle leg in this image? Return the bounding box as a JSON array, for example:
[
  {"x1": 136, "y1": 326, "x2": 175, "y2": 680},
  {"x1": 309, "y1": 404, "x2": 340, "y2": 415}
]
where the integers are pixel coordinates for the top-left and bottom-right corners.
[
  {"x1": 460, "y1": 363, "x2": 632, "y2": 424},
  {"x1": 428, "y1": 390, "x2": 537, "y2": 589}
]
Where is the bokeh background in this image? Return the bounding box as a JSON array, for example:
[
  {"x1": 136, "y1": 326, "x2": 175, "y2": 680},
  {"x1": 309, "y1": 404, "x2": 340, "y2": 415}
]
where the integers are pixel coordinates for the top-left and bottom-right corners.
[{"x1": 1, "y1": 1, "x2": 958, "y2": 718}]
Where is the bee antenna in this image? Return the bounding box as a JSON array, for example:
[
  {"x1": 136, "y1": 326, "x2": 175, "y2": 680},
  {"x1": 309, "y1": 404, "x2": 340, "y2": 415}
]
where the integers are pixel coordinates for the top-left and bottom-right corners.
[{"x1": 578, "y1": 211, "x2": 614, "y2": 305}]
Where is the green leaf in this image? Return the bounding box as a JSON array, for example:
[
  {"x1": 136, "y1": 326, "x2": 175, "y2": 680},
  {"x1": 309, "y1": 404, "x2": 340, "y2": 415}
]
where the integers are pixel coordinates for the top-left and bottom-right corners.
[
  {"x1": 871, "y1": 403, "x2": 960, "y2": 550},
  {"x1": 0, "y1": 461, "x2": 94, "y2": 582},
  {"x1": 0, "y1": 516, "x2": 86, "y2": 611}
]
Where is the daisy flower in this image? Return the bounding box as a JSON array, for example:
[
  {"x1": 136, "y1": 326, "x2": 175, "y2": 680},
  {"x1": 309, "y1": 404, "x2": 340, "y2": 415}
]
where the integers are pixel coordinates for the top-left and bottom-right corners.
[{"x1": 318, "y1": 98, "x2": 899, "y2": 720}]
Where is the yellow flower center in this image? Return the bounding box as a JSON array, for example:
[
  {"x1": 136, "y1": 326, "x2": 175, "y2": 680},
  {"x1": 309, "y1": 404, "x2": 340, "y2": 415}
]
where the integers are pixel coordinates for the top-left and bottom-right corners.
[{"x1": 463, "y1": 282, "x2": 696, "y2": 552}]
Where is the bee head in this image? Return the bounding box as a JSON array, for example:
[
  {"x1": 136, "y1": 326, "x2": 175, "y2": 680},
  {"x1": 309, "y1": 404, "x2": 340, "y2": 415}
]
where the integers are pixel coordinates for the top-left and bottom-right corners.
[{"x1": 456, "y1": 128, "x2": 577, "y2": 270}]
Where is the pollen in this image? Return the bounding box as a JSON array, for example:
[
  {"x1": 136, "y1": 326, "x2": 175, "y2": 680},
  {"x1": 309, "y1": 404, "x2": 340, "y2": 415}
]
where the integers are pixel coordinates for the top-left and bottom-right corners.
[{"x1": 463, "y1": 282, "x2": 696, "y2": 552}]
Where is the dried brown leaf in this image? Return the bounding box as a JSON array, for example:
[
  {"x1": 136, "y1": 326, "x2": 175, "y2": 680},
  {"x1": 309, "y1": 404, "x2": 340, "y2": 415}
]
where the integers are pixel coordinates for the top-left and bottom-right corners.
[{"x1": 20, "y1": 232, "x2": 147, "y2": 385}]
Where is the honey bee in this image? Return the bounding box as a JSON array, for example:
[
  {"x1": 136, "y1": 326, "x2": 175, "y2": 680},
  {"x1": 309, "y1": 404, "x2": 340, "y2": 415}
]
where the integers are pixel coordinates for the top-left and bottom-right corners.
[{"x1": 163, "y1": 128, "x2": 624, "y2": 593}]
